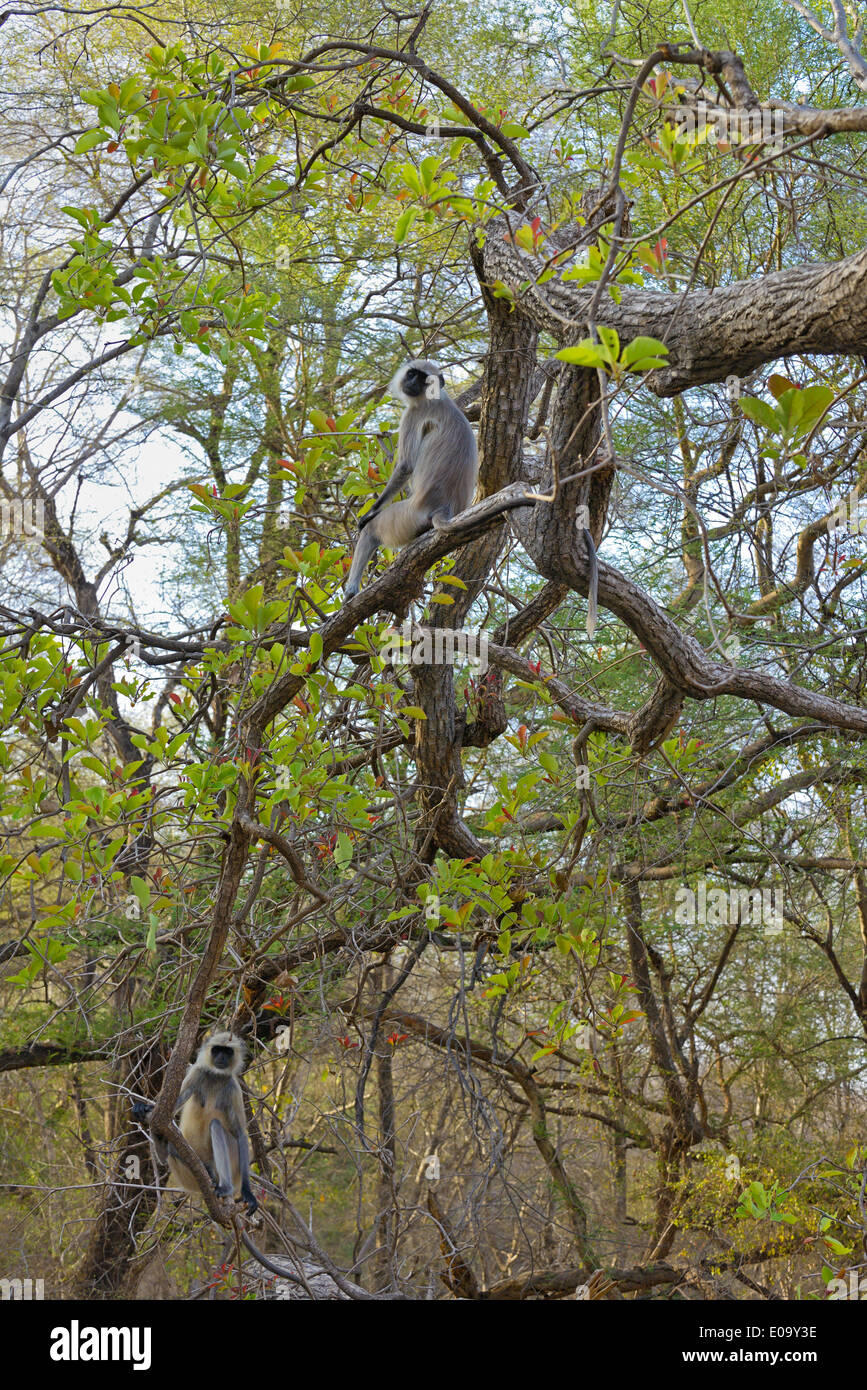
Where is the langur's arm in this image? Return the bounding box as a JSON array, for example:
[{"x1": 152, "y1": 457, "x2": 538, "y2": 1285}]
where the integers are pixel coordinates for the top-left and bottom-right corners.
[
  {"x1": 132, "y1": 1080, "x2": 197, "y2": 1165},
  {"x1": 208, "y1": 1113, "x2": 258, "y2": 1213},
  {"x1": 209, "y1": 1118, "x2": 235, "y2": 1199},
  {"x1": 174, "y1": 1081, "x2": 197, "y2": 1112},
  {"x1": 229, "y1": 1093, "x2": 258, "y2": 1212}
]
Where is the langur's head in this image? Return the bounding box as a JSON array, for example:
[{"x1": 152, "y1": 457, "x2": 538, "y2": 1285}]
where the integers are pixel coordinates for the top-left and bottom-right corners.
[
  {"x1": 390, "y1": 359, "x2": 446, "y2": 404},
  {"x1": 198, "y1": 1030, "x2": 246, "y2": 1075}
]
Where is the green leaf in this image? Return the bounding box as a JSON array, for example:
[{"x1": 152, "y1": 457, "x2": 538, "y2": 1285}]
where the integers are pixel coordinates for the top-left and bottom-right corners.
[
  {"x1": 793, "y1": 384, "x2": 834, "y2": 438},
  {"x1": 740, "y1": 397, "x2": 780, "y2": 433},
  {"x1": 419, "y1": 155, "x2": 442, "y2": 192},
  {"x1": 334, "y1": 831, "x2": 353, "y2": 871},
  {"x1": 626, "y1": 356, "x2": 669, "y2": 371},
  {"x1": 400, "y1": 163, "x2": 422, "y2": 195},
  {"x1": 776, "y1": 387, "x2": 805, "y2": 435},
  {"x1": 596, "y1": 325, "x2": 620, "y2": 361},
  {"x1": 75, "y1": 129, "x2": 108, "y2": 154},
  {"x1": 620, "y1": 335, "x2": 670, "y2": 368},
  {"x1": 252, "y1": 154, "x2": 278, "y2": 179},
  {"x1": 556, "y1": 343, "x2": 606, "y2": 368},
  {"x1": 823, "y1": 1236, "x2": 853, "y2": 1256},
  {"x1": 394, "y1": 206, "x2": 418, "y2": 244},
  {"x1": 130, "y1": 875, "x2": 151, "y2": 909}
]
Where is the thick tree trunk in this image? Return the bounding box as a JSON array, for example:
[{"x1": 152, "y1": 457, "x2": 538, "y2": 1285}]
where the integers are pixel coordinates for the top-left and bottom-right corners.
[
  {"x1": 75, "y1": 1038, "x2": 163, "y2": 1298},
  {"x1": 483, "y1": 220, "x2": 867, "y2": 394}
]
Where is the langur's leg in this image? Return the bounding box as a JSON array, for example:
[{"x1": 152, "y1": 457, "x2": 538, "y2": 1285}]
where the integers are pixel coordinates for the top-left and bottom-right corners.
[
  {"x1": 375, "y1": 499, "x2": 427, "y2": 547},
  {"x1": 344, "y1": 525, "x2": 381, "y2": 597},
  {"x1": 236, "y1": 1130, "x2": 258, "y2": 1213},
  {"x1": 344, "y1": 500, "x2": 425, "y2": 599},
  {"x1": 209, "y1": 1118, "x2": 235, "y2": 1198},
  {"x1": 167, "y1": 1151, "x2": 198, "y2": 1196},
  {"x1": 429, "y1": 505, "x2": 454, "y2": 531}
]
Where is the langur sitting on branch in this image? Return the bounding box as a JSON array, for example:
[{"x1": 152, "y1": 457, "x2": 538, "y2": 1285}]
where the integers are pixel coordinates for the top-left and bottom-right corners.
[{"x1": 343, "y1": 359, "x2": 478, "y2": 599}]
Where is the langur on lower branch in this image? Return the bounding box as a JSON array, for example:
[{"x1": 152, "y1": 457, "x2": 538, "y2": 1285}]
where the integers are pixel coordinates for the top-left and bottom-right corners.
[
  {"x1": 342, "y1": 359, "x2": 478, "y2": 599},
  {"x1": 134, "y1": 1030, "x2": 258, "y2": 1214}
]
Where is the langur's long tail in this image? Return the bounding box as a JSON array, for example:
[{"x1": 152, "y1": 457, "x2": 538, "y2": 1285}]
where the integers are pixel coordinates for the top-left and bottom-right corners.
[{"x1": 583, "y1": 528, "x2": 599, "y2": 639}]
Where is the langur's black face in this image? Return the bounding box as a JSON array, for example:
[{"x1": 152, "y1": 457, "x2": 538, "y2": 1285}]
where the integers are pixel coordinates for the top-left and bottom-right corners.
[
  {"x1": 401, "y1": 367, "x2": 428, "y2": 397},
  {"x1": 210, "y1": 1044, "x2": 236, "y2": 1070}
]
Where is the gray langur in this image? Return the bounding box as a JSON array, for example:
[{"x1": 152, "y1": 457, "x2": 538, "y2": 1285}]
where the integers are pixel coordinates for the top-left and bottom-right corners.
[
  {"x1": 133, "y1": 1031, "x2": 258, "y2": 1213},
  {"x1": 343, "y1": 359, "x2": 478, "y2": 599},
  {"x1": 583, "y1": 530, "x2": 598, "y2": 639}
]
